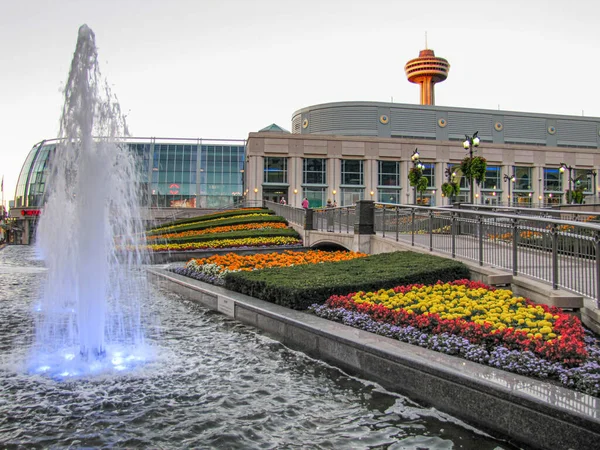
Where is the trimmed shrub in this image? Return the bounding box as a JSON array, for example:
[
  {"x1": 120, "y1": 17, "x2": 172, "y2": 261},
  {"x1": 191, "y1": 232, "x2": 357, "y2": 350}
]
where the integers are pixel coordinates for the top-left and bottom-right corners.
[
  {"x1": 148, "y1": 208, "x2": 273, "y2": 232},
  {"x1": 224, "y1": 251, "x2": 470, "y2": 310}
]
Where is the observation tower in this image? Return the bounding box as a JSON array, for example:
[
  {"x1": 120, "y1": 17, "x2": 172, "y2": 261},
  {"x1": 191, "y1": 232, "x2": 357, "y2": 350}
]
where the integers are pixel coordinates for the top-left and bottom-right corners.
[{"x1": 404, "y1": 48, "x2": 450, "y2": 105}]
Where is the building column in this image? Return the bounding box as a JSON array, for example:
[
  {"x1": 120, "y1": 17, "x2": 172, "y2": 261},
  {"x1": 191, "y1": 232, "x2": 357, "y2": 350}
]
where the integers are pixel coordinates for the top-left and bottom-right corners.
[
  {"x1": 290, "y1": 156, "x2": 303, "y2": 207},
  {"x1": 364, "y1": 158, "x2": 376, "y2": 201},
  {"x1": 329, "y1": 157, "x2": 340, "y2": 204},
  {"x1": 533, "y1": 166, "x2": 544, "y2": 207}
]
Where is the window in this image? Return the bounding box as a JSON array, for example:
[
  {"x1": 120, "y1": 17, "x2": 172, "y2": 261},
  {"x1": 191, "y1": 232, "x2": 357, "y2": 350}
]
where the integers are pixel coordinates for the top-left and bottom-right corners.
[
  {"x1": 378, "y1": 189, "x2": 401, "y2": 204},
  {"x1": 421, "y1": 162, "x2": 435, "y2": 188},
  {"x1": 303, "y1": 187, "x2": 326, "y2": 208},
  {"x1": 303, "y1": 158, "x2": 327, "y2": 185},
  {"x1": 574, "y1": 169, "x2": 593, "y2": 193},
  {"x1": 264, "y1": 157, "x2": 288, "y2": 184},
  {"x1": 341, "y1": 159, "x2": 363, "y2": 185},
  {"x1": 544, "y1": 168, "x2": 562, "y2": 192},
  {"x1": 513, "y1": 166, "x2": 532, "y2": 191},
  {"x1": 341, "y1": 187, "x2": 363, "y2": 206},
  {"x1": 482, "y1": 165, "x2": 501, "y2": 190},
  {"x1": 378, "y1": 161, "x2": 400, "y2": 187}
]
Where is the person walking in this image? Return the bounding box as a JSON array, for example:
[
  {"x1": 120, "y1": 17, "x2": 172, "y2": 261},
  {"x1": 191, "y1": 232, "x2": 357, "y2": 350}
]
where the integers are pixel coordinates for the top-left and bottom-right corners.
[
  {"x1": 280, "y1": 197, "x2": 287, "y2": 205},
  {"x1": 301, "y1": 197, "x2": 309, "y2": 209}
]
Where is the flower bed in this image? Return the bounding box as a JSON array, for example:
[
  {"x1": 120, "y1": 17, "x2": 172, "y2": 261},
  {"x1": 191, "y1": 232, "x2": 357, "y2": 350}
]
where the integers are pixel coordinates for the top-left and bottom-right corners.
[
  {"x1": 310, "y1": 280, "x2": 600, "y2": 396},
  {"x1": 172, "y1": 249, "x2": 368, "y2": 285},
  {"x1": 147, "y1": 222, "x2": 288, "y2": 241},
  {"x1": 149, "y1": 212, "x2": 273, "y2": 235},
  {"x1": 318, "y1": 280, "x2": 586, "y2": 364},
  {"x1": 147, "y1": 236, "x2": 302, "y2": 252}
]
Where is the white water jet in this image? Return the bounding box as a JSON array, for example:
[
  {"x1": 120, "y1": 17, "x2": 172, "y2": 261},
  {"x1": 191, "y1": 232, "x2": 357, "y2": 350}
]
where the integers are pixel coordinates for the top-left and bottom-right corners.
[{"x1": 32, "y1": 25, "x2": 150, "y2": 375}]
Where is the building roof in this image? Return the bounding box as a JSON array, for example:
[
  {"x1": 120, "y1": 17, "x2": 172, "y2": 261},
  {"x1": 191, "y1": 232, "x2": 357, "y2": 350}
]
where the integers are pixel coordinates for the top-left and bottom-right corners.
[{"x1": 258, "y1": 123, "x2": 290, "y2": 133}]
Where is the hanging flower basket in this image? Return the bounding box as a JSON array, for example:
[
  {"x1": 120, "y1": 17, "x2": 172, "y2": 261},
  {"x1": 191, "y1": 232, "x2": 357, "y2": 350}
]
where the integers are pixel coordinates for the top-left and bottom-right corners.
[
  {"x1": 460, "y1": 156, "x2": 487, "y2": 185},
  {"x1": 441, "y1": 181, "x2": 460, "y2": 198}
]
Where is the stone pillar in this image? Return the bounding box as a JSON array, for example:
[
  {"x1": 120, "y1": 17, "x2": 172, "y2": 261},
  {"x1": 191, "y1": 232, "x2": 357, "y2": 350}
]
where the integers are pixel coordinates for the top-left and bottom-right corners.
[
  {"x1": 354, "y1": 200, "x2": 375, "y2": 235},
  {"x1": 304, "y1": 209, "x2": 315, "y2": 230}
]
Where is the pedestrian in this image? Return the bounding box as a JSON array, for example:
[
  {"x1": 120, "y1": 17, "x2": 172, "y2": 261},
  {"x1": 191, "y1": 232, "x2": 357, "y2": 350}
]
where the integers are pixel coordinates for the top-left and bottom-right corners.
[
  {"x1": 280, "y1": 197, "x2": 287, "y2": 205},
  {"x1": 326, "y1": 199, "x2": 333, "y2": 208},
  {"x1": 302, "y1": 197, "x2": 309, "y2": 209},
  {"x1": 333, "y1": 200, "x2": 337, "y2": 207}
]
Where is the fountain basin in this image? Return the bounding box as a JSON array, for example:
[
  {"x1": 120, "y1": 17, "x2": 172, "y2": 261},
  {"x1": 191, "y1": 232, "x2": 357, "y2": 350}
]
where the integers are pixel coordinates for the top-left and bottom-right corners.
[{"x1": 149, "y1": 267, "x2": 600, "y2": 450}]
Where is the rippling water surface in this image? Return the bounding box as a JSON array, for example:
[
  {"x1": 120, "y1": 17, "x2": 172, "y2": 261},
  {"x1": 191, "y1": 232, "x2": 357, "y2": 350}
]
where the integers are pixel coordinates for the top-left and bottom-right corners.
[{"x1": 0, "y1": 246, "x2": 516, "y2": 449}]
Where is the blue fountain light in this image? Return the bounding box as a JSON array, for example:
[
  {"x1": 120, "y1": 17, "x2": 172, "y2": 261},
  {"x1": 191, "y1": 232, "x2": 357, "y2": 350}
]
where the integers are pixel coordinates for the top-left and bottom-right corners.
[{"x1": 29, "y1": 24, "x2": 150, "y2": 379}]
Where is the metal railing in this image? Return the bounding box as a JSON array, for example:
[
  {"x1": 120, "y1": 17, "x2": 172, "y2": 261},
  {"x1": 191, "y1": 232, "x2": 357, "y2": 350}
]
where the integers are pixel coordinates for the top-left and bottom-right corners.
[
  {"x1": 312, "y1": 206, "x2": 356, "y2": 233},
  {"x1": 266, "y1": 201, "x2": 307, "y2": 228},
  {"x1": 374, "y1": 203, "x2": 600, "y2": 305},
  {"x1": 264, "y1": 200, "x2": 600, "y2": 305}
]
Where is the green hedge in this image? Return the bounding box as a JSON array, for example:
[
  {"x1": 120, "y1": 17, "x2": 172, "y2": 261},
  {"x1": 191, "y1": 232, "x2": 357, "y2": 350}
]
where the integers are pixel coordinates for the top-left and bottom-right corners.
[
  {"x1": 148, "y1": 208, "x2": 273, "y2": 231},
  {"x1": 224, "y1": 251, "x2": 470, "y2": 310},
  {"x1": 147, "y1": 215, "x2": 288, "y2": 236},
  {"x1": 159, "y1": 227, "x2": 301, "y2": 244}
]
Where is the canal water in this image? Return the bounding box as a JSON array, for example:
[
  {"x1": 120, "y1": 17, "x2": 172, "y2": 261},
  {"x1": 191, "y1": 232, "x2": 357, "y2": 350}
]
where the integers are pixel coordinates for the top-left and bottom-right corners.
[{"x1": 0, "y1": 246, "x2": 516, "y2": 449}]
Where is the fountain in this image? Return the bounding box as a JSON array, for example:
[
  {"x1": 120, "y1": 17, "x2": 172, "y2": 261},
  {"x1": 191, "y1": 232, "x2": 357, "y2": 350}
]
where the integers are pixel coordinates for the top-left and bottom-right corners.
[
  {"x1": 32, "y1": 24, "x2": 149, "y2": 376},
  {"x1": 0, "y1": 26, "x2": 516, "y2": 448}
]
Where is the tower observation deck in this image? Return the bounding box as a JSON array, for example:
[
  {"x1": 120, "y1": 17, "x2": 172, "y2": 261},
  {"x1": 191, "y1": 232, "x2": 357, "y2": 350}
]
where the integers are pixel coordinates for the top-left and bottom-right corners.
[{"x1": 404, "y1": 49, "x2": 450, "y2": 105}]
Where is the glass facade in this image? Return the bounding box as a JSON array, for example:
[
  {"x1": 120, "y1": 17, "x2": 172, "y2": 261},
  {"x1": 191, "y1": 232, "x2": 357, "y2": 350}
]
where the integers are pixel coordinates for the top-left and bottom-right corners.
[
  {"x1": 14, "y1": 142, "x2": 55, "y2": 208},
  {"x1": 14, "y1": 139, "x2": 246, "y2": 211}
]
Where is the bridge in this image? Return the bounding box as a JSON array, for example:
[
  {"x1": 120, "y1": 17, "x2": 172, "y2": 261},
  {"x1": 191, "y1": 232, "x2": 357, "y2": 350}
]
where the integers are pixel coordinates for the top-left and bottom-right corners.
[{"x1": 267, "y1": 200, "x2": 600, "y2": 334}]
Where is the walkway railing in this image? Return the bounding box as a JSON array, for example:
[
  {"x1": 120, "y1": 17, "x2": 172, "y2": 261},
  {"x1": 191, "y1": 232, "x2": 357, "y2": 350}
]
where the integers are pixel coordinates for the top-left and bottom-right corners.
[
  {"x1": 265, "y1": 200, "x2": 600, "y2": 305},
  {"x1": 374, "y1": 203, "x2": 600, "y2": 305}
]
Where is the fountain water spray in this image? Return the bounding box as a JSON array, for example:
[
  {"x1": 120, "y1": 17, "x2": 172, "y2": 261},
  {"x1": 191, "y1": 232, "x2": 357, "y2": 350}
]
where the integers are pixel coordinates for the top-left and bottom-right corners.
[{"x1": 32, "y1": 25, "x2": 150, "y2": 376}]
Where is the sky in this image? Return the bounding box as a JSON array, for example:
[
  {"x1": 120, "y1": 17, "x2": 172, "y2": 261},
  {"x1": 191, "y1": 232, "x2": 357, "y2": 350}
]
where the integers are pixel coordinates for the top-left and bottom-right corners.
[{"x1": 1, "y1": 0, "x2": 600, "y2": 207}]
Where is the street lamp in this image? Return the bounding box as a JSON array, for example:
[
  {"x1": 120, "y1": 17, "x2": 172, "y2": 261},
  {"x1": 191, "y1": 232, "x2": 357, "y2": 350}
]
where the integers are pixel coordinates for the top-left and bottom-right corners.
[
  {"x1": 463, "y1": 131, "x2": 480, "y2": 204},
  {"x1": 332, "y1": 189, "x2": 337, "y2": 203},
  {"x1": 588, "y1": 170, "x2": 597, "y2": 198},
  {"x1": 410, "y1": 148, "x2": 422, "y2": 204},
  {"x1": 503, "y1": 173, "x2": 516, "y2": 206},
  {"x1": 559, "y1": 162, "x2": 574, "y2": 193}
]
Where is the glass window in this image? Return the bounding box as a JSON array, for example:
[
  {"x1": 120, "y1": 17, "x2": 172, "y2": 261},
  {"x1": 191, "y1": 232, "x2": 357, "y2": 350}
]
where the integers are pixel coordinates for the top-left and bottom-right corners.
[
  {"x1": 378, "y1": 189, "x2": 401, "y2": 204},
  {"x1": 513, "y1": 166, "x2": 532, "y2": 191},
  {"x1": 341, "y1": 187, "x2": 363, "y2": 206},
  {"x1": 574, "y1": 169, "x2": 593, "y2": 193},
  {"x1": 422, "y1": 163, "x2": 435, "y2": 188},
  {"x1": 303, "y1": 158, "x2": 327, "y2": 185},
  {"x1": 482, "y1": 165, "x2": 501, "y2": 190},
  {"x1": 341, "y1": 159, "x2": 363, "y2": 185},
  {"x1": 303, "y1": 187, "x2": 325, "y2": 208},
  {"x1": 378, "y1": 161, "x2": 400, "y2": 187},
  {"x1": 264, "y1": 157, "x2": 288, "y2": 183},
  {"x1": 544, "y1": 168, "x2": 562, "y2": 192}
]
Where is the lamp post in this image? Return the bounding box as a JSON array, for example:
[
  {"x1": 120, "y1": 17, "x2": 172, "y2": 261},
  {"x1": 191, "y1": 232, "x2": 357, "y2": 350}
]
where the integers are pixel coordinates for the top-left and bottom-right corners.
[
  {"x1": 503, "y1": 173, "x2": 516, "y2": 206},
  {"x1": 462, "y1": 132, "x2": 480, "y2": 204},
  {"x1": 410, "y1": 148, "x2": 424, "y2": 204},
  {"x1": 444, "y1": 166, "x2": 457, "y2": 205},
  {"x1": 559, "y1": 162, "x2": 574, "y2": 195},
  {"x1": 588, "y1": 170, "x2": 597, "y2": 198}
]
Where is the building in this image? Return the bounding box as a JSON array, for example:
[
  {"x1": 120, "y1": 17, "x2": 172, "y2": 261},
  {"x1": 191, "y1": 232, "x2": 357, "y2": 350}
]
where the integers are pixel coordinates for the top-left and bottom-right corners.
[
  {"x1": 244, "y1": 48, "x2": 600, "y2": 209},
  {"x1": 9, "y1": 137, "x2": 246, "y2": 244},
  {"x1": 11, "y1": 47, "x2": 600, "y2": 242}
]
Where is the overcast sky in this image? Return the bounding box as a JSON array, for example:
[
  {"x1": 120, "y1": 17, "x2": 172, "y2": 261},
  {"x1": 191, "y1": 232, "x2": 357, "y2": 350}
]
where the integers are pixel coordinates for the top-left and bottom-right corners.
[{"x1": 1, "y1": 0, "x2": 599, "y2": 205}]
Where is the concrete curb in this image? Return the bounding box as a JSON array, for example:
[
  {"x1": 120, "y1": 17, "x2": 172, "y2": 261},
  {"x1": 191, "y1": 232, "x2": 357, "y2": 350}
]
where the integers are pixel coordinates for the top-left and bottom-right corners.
[{"x1": 148, "y1": 267, "x2": 600, "y2": 450}]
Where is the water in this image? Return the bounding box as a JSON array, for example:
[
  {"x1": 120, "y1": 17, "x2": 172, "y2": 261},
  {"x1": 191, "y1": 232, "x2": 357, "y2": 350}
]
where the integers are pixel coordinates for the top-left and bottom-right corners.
[
  {"x1": 0, "y1": 247, "x2": 517, "y2": 449},
  {"x1": 33, "y1": 24, "x2": 147, "y2": 369}
]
